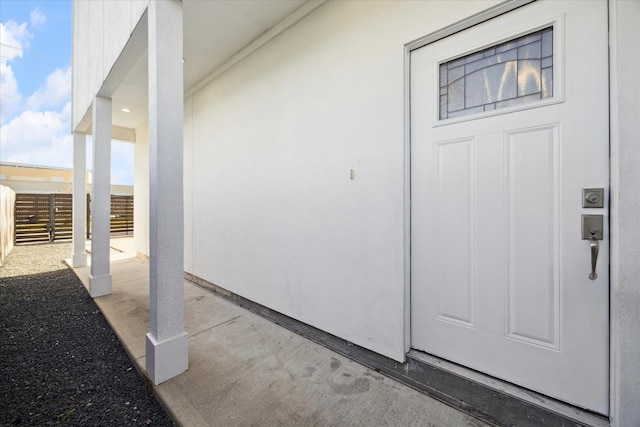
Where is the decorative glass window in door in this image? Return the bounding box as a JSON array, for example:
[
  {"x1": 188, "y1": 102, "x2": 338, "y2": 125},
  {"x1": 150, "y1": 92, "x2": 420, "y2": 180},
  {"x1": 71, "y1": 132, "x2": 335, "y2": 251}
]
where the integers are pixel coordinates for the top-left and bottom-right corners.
[{"x1": 439, "y1": 27, "x2": 553, "y2": 120}]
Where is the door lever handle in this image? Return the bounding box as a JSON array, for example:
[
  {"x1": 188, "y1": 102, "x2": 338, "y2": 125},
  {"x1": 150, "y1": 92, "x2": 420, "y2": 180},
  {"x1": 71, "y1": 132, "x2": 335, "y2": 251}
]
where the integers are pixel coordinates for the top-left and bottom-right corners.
[
  {"x1": 582, "y1": 214, "x2": 603, "y2": 281},
  {"x1": 589, "y1": 233, "x2": 599, "y2": 280}
]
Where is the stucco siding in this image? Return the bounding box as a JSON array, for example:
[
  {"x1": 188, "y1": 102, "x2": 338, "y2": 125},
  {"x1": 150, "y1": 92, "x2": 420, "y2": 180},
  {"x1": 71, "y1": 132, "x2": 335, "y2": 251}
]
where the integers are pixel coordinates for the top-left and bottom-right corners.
[
  {"x1": 184, "y1": 0, "x2": 499, "y2": 362},
  {"x1": 72, "y1": 0, "x2": 149, "y2": 130},
  {"x1": 184, "y1": 95, "x2": 194, "y2": 273},
  {"x1": 610, "y1": 1, "x2": 640, "y2": 425}
]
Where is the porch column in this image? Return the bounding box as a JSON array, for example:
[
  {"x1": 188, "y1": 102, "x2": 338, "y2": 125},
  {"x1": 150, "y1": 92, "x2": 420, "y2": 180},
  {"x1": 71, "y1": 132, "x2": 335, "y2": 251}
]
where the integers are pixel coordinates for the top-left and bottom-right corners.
[
  {"x1": 89, "y1": 95, "x2": 112, "y2": 297},
  {"x1": 145, "y1": 0, "x2": 188, "y2": 385},
  {"x1": 71, "y1": 132, "x2": 87, "y2": 267}
]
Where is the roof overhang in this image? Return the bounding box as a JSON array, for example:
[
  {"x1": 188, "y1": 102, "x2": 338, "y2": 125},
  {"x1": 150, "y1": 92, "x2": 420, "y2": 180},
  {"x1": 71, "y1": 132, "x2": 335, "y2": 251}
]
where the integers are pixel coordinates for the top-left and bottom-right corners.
[{"x1": 75, "y1": 0, "x2": 325, "y2": 140}]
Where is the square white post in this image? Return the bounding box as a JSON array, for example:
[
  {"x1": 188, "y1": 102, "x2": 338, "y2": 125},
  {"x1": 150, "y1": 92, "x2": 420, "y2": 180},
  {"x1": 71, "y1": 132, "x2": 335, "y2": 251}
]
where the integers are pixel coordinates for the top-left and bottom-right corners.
[
  {"x1": 145, "y1": 0, "x2": 188, "y2": 385},
  {"x1": 71, "y1": 132, "x2": 88, "y2": 267},
  {"x1": 89, "y1": 96, "x2": 112, "y2": 297}
]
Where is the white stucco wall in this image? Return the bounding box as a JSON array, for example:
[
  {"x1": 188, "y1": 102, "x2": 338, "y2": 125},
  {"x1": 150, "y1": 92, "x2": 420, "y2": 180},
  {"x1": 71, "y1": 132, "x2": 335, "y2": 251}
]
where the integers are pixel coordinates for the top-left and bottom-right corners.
[
  {"x1": 184, "y1": 0, "x2": 500, "y2": 362},
  {"x1": 134, "y1": 123, "x2": 150, "y2": 257},
  {"x1": 72, "y1": 0, "x2": 149, "y2": 130},
  {"x1": 184, "y1": 95, "x2": 194, "y2": 273},
  {"x1": 610, "y1": 1, "x2": 640, "y2": 425}
]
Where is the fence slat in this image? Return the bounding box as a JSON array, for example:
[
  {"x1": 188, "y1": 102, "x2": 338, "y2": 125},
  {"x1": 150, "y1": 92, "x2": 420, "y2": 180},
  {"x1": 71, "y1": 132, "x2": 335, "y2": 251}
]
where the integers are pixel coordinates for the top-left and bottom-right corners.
[{"x1": 14, "y1": 194, "x2": 51, "y2": 244}]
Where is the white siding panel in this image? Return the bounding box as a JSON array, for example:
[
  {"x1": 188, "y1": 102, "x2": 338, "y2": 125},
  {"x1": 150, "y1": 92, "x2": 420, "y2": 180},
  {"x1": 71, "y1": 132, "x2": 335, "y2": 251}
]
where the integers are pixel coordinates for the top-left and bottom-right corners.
[
  {"x1": 103, "y1": 1, "x2": 134, "y2": 79},
  {"x1": 87, "y1": 1, "x2": 105, "y2": 107},
  {"x1": 130, "y1": 0, "x2": 149, "y2": 32},
  {"x1": 73, "y1": 1, "x2": 91, "y2": 128},
  {"x1": 72, "y1": 0, "x2": 148, "y2": 130}
]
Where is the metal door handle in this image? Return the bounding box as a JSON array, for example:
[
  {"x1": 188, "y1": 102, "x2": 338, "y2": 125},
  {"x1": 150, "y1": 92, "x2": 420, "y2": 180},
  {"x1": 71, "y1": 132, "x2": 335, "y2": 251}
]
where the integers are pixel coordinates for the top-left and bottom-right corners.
[
  {"x1": 589, "y1": 233, "x2": 599, "y2": 280},
  {"x1": 582, "y1": 214, "x2": 603, "y2": 281}
]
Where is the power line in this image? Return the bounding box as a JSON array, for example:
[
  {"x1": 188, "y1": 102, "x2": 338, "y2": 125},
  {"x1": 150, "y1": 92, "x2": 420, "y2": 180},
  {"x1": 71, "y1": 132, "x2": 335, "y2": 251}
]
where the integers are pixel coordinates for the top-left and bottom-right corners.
[
  {"x1": 1, "y1": 42, "x2": 66, "y2": 60},
  {"x1": 0, "y1": 42, "x2": 23, "y2": 51}
]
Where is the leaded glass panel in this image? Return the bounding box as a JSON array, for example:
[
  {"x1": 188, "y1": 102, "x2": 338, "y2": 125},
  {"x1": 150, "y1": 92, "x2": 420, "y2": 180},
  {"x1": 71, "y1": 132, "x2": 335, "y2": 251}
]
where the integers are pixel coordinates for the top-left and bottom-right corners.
[{"x1": 439, "y1": 27, "x2": 553, "y2": 120}]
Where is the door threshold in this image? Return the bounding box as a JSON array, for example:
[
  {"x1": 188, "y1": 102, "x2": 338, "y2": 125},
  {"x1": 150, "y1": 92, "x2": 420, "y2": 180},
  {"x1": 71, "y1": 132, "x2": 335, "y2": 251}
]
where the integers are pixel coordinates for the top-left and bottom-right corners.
[{"x1": 408, "y1": 350, "x2": 609, "y2": 427}]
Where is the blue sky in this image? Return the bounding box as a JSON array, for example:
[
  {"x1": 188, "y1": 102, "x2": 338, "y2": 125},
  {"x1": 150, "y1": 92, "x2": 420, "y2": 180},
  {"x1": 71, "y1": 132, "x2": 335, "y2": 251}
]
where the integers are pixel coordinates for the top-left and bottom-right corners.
[{"x1": 0, "y1": 0, "x2": 134, "y2": 185}]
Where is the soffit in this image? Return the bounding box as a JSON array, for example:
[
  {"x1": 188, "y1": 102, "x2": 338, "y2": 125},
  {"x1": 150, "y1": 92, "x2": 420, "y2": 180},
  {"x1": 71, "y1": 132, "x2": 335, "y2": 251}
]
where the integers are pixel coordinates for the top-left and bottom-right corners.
[{"x1": 109, "y1": 0, "x2": 308, "y2": 132}]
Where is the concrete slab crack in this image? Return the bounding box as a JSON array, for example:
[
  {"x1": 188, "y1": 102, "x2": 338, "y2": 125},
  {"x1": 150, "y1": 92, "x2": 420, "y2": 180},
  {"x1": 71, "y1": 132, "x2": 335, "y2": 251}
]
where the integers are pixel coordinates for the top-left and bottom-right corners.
[{"x1": 189, "y1": 315, "x2": 242, "y2": 338}]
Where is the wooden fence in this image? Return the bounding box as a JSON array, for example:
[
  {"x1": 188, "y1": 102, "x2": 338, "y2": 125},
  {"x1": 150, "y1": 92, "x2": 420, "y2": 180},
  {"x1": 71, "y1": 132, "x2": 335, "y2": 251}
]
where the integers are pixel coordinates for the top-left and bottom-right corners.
[
  {"x1": 109, "y1": 195, "x2": 135, "y2": 236},
  {"x1": 14, "y1": 193, "x2": 133, "y2": 244},
  {"x1": 15, "y1": 194, "x2": 72, "y2": 244}
]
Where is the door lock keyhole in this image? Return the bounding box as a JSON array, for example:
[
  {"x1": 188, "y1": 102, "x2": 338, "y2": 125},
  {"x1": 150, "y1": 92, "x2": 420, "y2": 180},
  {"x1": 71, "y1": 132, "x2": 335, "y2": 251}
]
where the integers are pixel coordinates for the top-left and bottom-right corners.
[
  {"x1": 582, "y1": 188, "x2": 605, "y2": 208},
  {"x1": 585, "y1": 192, "x2": 601, "y2": 204}
]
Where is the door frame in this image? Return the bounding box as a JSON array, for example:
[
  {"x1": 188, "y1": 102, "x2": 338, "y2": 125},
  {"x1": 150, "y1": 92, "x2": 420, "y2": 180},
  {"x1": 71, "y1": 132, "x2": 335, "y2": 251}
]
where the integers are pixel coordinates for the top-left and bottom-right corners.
[{"x1": 402, "y1": 0, "x2": 640, "y2": 424}]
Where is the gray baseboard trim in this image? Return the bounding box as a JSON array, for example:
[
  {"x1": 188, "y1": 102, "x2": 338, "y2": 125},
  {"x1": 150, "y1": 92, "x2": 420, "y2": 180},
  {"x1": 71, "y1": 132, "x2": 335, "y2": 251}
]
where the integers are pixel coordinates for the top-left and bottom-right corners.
[{"x1": 184, "y1": 272, "x2": 607, "y2": 427}]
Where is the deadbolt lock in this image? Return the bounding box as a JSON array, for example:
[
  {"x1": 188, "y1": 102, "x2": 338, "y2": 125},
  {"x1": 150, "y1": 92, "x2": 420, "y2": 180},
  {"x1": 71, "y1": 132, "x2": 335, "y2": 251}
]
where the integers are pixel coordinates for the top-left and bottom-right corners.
[{"x1": 582, "y1": 188, "x2": 604, "y2": 208}]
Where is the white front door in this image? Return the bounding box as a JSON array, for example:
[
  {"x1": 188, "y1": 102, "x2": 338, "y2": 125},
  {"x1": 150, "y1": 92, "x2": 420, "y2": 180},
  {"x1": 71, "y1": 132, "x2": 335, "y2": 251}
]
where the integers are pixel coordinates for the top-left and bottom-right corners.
[{"x1": 410, "y1": 0, "x2": 609, "y2": 414}]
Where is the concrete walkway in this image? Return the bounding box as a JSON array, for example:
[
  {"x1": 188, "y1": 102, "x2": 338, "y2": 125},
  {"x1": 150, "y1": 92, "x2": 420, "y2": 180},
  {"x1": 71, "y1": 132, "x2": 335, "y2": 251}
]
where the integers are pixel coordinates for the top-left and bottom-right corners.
[{"x1": 68, "y1": 238, "x2": 487, "y2": 426}]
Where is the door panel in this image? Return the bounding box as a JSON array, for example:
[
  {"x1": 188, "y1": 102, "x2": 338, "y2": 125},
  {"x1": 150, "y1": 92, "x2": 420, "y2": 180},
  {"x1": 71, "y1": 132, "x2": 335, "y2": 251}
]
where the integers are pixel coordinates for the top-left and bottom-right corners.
[
  {"x1": 506, "y1": 126, "x2": 559, "y2": 348},
  {"x1": 410, "y1": 0, "x2": 609, "y2": 414}
]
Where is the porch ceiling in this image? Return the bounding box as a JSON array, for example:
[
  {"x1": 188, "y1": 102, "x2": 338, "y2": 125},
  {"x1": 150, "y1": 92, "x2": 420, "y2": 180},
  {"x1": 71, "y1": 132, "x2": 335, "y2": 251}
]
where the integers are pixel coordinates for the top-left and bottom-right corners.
[{"x1": 109, "y1": 0, "x2": 309, "y2": 133}]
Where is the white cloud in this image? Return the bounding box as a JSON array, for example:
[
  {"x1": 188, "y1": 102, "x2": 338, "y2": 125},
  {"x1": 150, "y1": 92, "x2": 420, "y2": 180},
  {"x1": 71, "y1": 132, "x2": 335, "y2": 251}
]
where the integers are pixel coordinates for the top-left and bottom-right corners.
[
  {"x1": 27, "y1": 66, "x2": 71, "y2": 110},
  {"x1": 0, "y1": 102, "x2": 73, "y2": 168},
  {"x1": 0, "y1": 13, "x2": 132, "y2": 185},
  {"x1": 0, "y1": 20, "x2": 31, "y2": 61},
  {"x1": 0, "y1": 61, "x2": 21, "y2": 123},
  {"x1": 0, "y1": 20, "x2": 32, "y2": 123},
  {"x1": 30, "y1": 9, "x2": 46, "y2": 28},
  {"x1": 0, "y1": 17, "x2": 77, "y2": 175}
]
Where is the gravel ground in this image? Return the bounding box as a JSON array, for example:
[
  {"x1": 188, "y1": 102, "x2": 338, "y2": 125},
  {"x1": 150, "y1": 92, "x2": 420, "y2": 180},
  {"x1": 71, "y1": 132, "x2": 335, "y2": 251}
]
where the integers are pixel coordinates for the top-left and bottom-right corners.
[{"x1": 0, "y1": 243, "x2": 174, "y2": 426}]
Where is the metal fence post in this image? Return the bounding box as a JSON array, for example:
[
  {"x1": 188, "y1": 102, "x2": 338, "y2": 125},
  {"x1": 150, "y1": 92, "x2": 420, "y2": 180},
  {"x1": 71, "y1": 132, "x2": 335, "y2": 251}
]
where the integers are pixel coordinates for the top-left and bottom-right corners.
[
  {"x1": 48, "y1": 194, "x2": 55, "y2": 242},
  {"x1": 86, "y1": 193, "x2": 91, "y2": 239}
]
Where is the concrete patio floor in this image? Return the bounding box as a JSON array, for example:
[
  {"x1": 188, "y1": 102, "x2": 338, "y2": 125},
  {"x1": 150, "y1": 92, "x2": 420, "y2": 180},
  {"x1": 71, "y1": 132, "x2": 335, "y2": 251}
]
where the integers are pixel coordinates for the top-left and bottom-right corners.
[{"x1": 67, "y1": 238, "x2": 487, "y2": 426}]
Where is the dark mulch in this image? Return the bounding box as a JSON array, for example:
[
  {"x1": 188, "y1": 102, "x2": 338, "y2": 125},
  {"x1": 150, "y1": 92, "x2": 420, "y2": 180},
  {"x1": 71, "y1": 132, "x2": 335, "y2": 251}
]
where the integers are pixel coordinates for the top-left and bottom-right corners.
[{"x1": 0, "y1": 244, "x2": 174, "y2": 426}]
